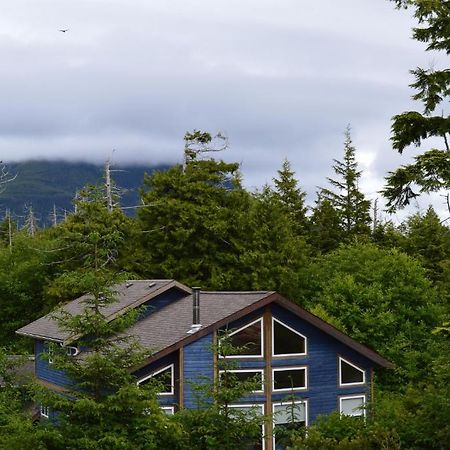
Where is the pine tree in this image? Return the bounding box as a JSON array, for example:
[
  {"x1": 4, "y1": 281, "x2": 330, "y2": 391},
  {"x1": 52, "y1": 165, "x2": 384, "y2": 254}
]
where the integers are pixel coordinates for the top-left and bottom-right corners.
[{"x1": 321, "y1": 126, "x2": 371, "y2": 239}]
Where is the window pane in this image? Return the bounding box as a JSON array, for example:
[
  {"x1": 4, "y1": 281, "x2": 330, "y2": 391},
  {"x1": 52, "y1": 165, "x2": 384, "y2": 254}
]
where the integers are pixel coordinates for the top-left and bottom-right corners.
[
  {"x1": 273, "y1": 368, "x2": 306, "y2": 390},
  {"x1": 274, "y1": 403, "x2": 306, "y2": 450},
  {"x1": 341, "y1": 397, "x2": 364, "y2": 416},
  {"x1": 139, "y1": 366, "x2": 173, "y2": 394},
  {"x1": 220, "y1": 371, "x2": 263, "y2": 391},
  {"x1": 340, "y1": 359, "x2": 364, "y2": 384},
  {"x1": 228, "y1": 320, "x2": 262, "y2": 356},
  {"x1": 273, "y1": 402, "x2": 306, "y2": 424},
  {"x1": 229, "y1": 405, "x2": 264, "y2": 450},
  {"x1": 273, "y1": 320, "x2": 305, "y2": 355}
]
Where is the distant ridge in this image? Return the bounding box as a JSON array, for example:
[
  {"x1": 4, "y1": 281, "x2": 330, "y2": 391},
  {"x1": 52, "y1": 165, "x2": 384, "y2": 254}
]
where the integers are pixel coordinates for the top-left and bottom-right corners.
[{"x1": 0, "y1": 160, "x2": 170, "y2": 226}]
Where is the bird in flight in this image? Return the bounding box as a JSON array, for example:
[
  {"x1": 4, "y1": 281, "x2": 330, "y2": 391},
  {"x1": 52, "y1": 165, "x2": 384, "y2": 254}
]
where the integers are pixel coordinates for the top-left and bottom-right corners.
[{"x1": 59, "y1": 29, "x2": 69, "y2": 33}]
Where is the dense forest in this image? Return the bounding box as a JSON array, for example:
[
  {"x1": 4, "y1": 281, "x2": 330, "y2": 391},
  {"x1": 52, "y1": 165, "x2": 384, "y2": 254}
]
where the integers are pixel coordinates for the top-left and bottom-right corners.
[{"x1": 0, "y1": 0, "x2": 449, "y2": 449}]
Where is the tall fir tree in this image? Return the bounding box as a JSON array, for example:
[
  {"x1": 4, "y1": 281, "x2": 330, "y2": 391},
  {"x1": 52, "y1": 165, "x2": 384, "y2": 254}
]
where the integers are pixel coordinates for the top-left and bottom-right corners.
[
  {"x1": 272, "y1": 159, "x2": 309, "y2": 235},
  {"x1": 321, "y1": 126, "x2": 371, "y2": 239}
]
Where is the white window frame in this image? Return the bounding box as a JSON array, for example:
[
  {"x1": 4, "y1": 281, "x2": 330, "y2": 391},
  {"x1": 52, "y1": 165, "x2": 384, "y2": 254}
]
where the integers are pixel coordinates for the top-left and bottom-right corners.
[
  {"x1": 40, "y1": 405, "x2": 50, "y2": 419},
  {"x1": 273, "y1": 400, "x2": 308, "y2": 449},
  {"x1": 339, "y1": 394, "x2": 366, "y2": 417},
  {"x1": 228, "y1": 403, "x2": 265, "y2": 450},
  {"x1": 219, "y1": 317, "x2": 264, "y2": 359},
  {"x1": 338, "y1": 357, "x2": 365, "y2": 387},
  {"x1": 161, "y1": 406, "x2": 175, "y2": 415},
  {"x1": 218, "y1": 368, "x2": 265, "y2": 393},
  {"x1": 272, "y1": 366, "x2": 308, "y2": 392},
  {"x1": 272, "y1": 317, "x2": 307, "y2": 358},
  {"x1": 137, "y1": 363, "x2": 175, "y2": 396}
]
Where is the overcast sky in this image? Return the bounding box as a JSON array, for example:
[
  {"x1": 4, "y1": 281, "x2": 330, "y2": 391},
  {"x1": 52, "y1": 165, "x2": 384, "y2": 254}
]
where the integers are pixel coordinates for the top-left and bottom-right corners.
[{"x1": 0, "y1": 0, "x2": 447, "y2": 219}]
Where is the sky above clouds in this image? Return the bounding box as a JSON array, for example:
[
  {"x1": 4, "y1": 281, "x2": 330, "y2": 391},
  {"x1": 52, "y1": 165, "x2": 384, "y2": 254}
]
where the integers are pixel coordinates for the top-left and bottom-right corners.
[{"x1": 0, "y1": 0, "x2": 447, "y2": 218}]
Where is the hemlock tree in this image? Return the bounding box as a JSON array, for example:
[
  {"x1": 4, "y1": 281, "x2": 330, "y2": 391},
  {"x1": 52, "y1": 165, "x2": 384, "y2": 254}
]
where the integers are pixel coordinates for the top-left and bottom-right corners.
[
  {"x1": 135, "y1": 131, "x2": 253, "y2": 288},
  {"x1": 383, "y1": 1, "x2": 450, "y2": 216},
  {"x1": 321, "y1": 127, "x2": 371, "y2": 240},
  {"x1": 272, "y1": 159, "x2": 309, "y2": 235}
]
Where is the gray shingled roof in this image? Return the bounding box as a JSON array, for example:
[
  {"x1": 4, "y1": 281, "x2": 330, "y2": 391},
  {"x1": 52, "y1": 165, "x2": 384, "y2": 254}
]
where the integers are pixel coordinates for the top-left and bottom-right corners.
[
  {"x1": 16, "y1": 280, "x2": 190, "y2": 342},
  {"x1": 126, "y1": 291, "x2": 272, "y2": 353}
]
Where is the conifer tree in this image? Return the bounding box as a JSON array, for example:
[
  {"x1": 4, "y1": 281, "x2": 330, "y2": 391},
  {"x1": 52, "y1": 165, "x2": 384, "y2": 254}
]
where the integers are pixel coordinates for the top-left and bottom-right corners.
[
  {"x1": 273, "y1": 159, "x2": 308, "y2": 235},
  {"x1": 321, "y1": 126, "x2": 371, "y2": 239},
  {"x1": 383, "y1": 1, "x2": 450, "y2": 216}
]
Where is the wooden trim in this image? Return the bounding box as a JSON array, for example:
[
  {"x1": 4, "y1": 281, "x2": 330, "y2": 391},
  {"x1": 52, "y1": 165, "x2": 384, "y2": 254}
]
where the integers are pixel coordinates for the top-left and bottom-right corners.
[
  {"x1": 263, "y1": 307, "x2": 273, "y2": 450},
  {"x1": 178, "y1": 347, "x2": 184, "y2": 409}
]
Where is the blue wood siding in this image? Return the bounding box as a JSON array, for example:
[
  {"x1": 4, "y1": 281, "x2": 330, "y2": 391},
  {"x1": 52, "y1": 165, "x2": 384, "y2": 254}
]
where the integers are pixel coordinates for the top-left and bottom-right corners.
[
  {"x1": 183, "y1": 334, "x2": 214, "y2": 409},
  {"x1": 35, "y1": 340, "x2": 73, "y2": 387}
]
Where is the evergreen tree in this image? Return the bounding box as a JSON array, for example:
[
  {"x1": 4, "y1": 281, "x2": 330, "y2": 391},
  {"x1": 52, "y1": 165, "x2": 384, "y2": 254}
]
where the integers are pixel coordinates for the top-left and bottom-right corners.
[
  {"x1": 135, "y1": 131, "x2": 252, "y2": 288},
  {"x1": 321, "y1": 126, "x2": 371, "y2": 239},
  {"x1": 309, "y1": 194, "x2": 343, "y2": 254},
  {"x1": 272, "y1": 159, "x2": 308, "y2": 235},
  {"x1": 402, "y1": 206, "x2": 450, "y2": 283},
  {"x1": 383, "y1": 1, "x2": 450, "y2": 216}
]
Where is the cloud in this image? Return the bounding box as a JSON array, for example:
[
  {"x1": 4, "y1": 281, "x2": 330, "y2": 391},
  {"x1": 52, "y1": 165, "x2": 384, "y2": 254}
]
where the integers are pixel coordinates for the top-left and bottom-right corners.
[{"x1": 0, "y1": 0, "x2": 445, "y2": 219}]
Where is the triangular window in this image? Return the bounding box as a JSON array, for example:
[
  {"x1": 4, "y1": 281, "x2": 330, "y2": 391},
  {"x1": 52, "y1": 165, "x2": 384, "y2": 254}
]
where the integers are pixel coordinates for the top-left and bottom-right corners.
[
  {"x1": 272, "y1": 318, "x2": 307, "y2": 357},
  {"x1": 220, "y1": 318, "x2": 263, "y2": 358},
  {"x1": 137, "y1": 364, "x2": 174, "y2": 395},
  {"x1": 339, "y1": 357, "x2": 365, "y2": 386}
]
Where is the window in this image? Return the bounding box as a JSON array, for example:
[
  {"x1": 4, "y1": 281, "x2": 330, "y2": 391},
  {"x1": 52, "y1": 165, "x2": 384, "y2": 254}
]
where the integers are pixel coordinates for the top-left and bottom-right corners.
[
  {"x1": 46, "y1": 342, "x2": 54, "y2": 365},
  {"x1": 137, "y1": 364, "x2": 174, "y2": 395},
  {"x1": 219, "y1": 369, "x2": 264, "y2": 393},
  {"x1": 273, "y1": 401, "x2": 307, "y2": 450},
  {"x1": 40, "y1": 405, "x2": 50, "y2": 419},
  {"x1": 229, "y1": 404, "x2": 265, "y2": 450},
  {"x1": 272, "y1": 318, "x2": 306, "y2": 357},
  {"x1": 272, "y1": 367, "x2": 307, "y2": 392},
  {"x1": 220, "y1": 318, "x2": 263, "y2": 358},
  {"x1": 161, "y1": 406, "x2": 175, "y2": 415},
  {"x1": 339, "y1": 395, "x2": 366, "y2": 417},
  {"x1": 339, "y1": 357, "x2": 365, "y2": 386}
]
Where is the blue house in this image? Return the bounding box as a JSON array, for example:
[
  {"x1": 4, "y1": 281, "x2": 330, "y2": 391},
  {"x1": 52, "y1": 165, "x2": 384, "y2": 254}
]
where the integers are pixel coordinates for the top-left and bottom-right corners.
[{"x1": 17, "y1": 279, "x2": 393, "y2": 450}]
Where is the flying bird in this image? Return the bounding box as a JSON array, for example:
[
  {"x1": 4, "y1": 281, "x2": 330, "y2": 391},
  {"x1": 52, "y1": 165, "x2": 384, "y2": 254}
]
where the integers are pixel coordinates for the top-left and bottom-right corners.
[{"x1": 59, "y1": 29, "x2": 69, "y2": 33}]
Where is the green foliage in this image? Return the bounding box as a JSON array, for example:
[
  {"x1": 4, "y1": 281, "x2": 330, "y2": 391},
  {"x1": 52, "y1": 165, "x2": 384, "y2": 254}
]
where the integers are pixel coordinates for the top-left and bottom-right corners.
[
  {"x1": 320, "y1": 126, "x2": 371, "y2": 239},
  {"x1": 298, "y1": 243, "x2": 443, "y2": 387},
  {"x1": 273, "y1": 159, "x2": 309, "y2": 235},
  {"x1": 384, "y1": 0, "x2": 450, "y2": 213},
  {"x1": 287, "y1": 412, "x2": 400, "y2": 450}
]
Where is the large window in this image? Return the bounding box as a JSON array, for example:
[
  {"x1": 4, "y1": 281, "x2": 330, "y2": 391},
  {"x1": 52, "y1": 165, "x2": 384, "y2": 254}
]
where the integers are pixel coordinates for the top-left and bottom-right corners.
[
  {"x1": 272, "y1": 318, "x2": 306, "y2": 357},
  {"x1": 220, "y1": 318, "x2": 263, "y2": 358},
  {"x1": 229, "y1": 404, "x2": 265, "y2": 450},
  {"x1": 272, "y1": 367, "x2": 307, "y2": 392},
  {"x1": 339, "y1": 357, "x2": 365, "y2": 386},
  {"x1": 219, "y1": 369, "x2": 264, "y2": 393},
  {"x1": 273, "y1": 400, "x2": 307, "y2": 450},
  {"x1": 137, "y1": 364, "x2": 174, "y2": 396},
  {"x1": 339, "y1": 395, "x2": 366, "y2": 417}
]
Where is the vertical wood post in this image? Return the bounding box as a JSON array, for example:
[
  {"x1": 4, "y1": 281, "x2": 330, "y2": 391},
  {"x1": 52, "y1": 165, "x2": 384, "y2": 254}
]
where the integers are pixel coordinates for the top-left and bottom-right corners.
[
  {"x1": 178, "y1": 347, "x2": 184, "y2": 410},
  {"x1": 264, "y1": 307, "x2": 273, "y2": 450}
]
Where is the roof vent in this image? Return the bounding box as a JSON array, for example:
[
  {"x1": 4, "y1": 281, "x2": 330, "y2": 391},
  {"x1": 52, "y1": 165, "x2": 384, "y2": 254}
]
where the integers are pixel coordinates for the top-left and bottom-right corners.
[
  {"x1": 148, "y1": 282, "x2": 156, "y2": 288},
  {"x1": 125, "y1": 282, "x2": 133, "y2": 288},
  {"x1": 187, "y1": 287, "x2": 202, "y2": 334}
]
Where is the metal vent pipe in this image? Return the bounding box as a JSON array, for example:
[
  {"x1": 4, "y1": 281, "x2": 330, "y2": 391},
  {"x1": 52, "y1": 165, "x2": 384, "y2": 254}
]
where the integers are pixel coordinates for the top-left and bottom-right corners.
[{"x1": 192, "y1": 287, "x2": 201, "y2": 325}]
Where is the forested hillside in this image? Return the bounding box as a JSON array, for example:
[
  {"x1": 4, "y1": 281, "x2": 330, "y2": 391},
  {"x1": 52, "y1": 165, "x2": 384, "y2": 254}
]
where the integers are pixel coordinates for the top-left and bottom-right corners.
[{"x1": 0, "y1": 160, "x2": 168, "y2": 225}]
